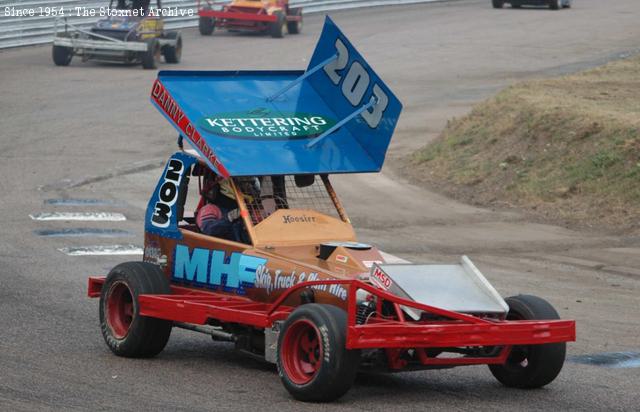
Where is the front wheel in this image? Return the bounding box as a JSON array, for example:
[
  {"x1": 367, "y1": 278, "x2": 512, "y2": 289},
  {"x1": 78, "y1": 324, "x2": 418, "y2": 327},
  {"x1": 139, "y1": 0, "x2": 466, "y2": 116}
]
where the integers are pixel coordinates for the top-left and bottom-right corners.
[
  {"x1": 269, "y1": 11, "x2": 286, "y2": 38},
  {"x1": 99, "y1": 262, "x2": 172, "y2": 358},
  {"x1": 287, "y1": 9, "x2": 303, "y2": 34},
  {"x1": 141, "y1": 38, "x2": 161, "y2": 69},
  {"x1": 162, "y1": 31, "x2": 182, "y2": 64},
  {"x1": 199, "y1": 15, "x2": 215, "y2": 35},
  {"x1": 52, "y1": 34, "x2": 73, "y2": 66},
  {"x1": 277, "y1": 304, "x2": 360, "y2": 402},
  {"x1": 492, "y1": 0, "x2": 504, "y2": 8},
  {"x1": 489, "y1": 295, "x2": 566, "y2": 388}
]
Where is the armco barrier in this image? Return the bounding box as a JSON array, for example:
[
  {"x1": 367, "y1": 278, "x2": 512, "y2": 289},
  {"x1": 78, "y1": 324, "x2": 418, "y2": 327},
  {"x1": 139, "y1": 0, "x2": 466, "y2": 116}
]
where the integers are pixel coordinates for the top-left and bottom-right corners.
[{"x1": 0, "y1": 0, "x2": 442, "y2": 49}]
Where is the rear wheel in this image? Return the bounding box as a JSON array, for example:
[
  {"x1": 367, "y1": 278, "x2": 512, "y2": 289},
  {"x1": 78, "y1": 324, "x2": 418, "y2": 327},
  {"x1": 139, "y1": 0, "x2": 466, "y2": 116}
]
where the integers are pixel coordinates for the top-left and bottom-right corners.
[
  {"x1": 269, "y1": 11, "x2": 286, "y2": 38},
  {"x1": 287, "y1": 9, "x2": 303, "y2": 34},
  {"x1": 162, "y1": 31, "x2": 182, "y2": 64},
  {"x1": 99, "y1": 262, "x2": 172, "y2": 358},
  {"x1": 277, "y1": 304, "x2": 360, "y2": 402},
  {"x1": 489, "y1": 295, "x2": 566, "y2": 388},
  {"x1": 199, "y1": 15, "x2": 215, "y2": 35},
  {"x1": 141, "y1": 38, "x2": 161, "y2": 69},
  {"x1": 492, "y1": 0, "x2": 504, "y2": 8},
  {"x1": 52, "y1": 34, "x2": 73, "y2": 66}
]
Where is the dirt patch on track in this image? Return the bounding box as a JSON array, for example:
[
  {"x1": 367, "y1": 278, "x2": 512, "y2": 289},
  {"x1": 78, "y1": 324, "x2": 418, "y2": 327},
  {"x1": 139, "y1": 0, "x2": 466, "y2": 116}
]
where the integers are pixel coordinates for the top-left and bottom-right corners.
[{"x1": 407, "y1": 55, "x2": 640, "y2": 232}]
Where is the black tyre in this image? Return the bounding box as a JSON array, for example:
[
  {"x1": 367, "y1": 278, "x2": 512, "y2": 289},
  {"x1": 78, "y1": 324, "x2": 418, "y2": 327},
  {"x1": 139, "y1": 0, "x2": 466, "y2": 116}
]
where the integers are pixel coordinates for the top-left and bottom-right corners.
[
  {"x1": 199, "y1": 15, "x2": 215, "y2": 35},
  {"x1": 162, "y1": 31, "x2": 182, "y2": 64},
  {"x1": 511, "y1": 1, "x2": 521, "y2": 8},
  {"x1": 563, "y1": 0, "x2": 572, "y2": 7},
  {"x1": 52, "y1": 35, "x2": 73, "y2": 66},
  {"x1": 287, "y1": 9, "x2": 303, "y2": 34},
  {"x1": 277, "y1": 304, "x2": 360, "y2": 402},
  {"x1": 492, "y1": 0, "x2": 504, "y2": 8},
  {"x1": 99, "y1": 262, "x2": 172, "y2": 358},
  {"x1": 549, "y1": 0, "x2": 562, "y2": 10},
  {"x1": 141, "y1": 38, "x2": 161, "y2": 69},
  {"x1": 489, "y1": 295, "x2": 566, "y2": 388},
  {"x1": 269, "y1": 11, "x2": 286, "y2": 38}
]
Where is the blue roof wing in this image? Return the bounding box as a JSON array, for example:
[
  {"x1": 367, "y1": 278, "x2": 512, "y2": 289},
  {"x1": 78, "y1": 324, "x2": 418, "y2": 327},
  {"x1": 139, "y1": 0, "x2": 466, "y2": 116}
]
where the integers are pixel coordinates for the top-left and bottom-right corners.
[
  {"x1": 305, "y1": 16, "x2": 403, "y2": 169},
  {"x1": 151, "y1": 17, "x2": 402, "y2": 177}
]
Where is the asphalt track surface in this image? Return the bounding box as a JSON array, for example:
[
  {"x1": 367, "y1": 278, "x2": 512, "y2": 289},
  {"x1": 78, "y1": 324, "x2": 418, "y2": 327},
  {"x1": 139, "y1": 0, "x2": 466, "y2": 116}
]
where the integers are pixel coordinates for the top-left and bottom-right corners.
[{"x1": 1, "y1": 0, "x2": 640, "y2": 410}]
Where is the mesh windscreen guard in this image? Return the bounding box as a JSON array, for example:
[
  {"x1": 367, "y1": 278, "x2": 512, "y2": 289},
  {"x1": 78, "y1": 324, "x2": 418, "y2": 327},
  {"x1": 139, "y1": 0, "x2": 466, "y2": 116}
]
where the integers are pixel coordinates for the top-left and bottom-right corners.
[{"x1": 239, "y1": 175, "x2": 341, "y2": 225}]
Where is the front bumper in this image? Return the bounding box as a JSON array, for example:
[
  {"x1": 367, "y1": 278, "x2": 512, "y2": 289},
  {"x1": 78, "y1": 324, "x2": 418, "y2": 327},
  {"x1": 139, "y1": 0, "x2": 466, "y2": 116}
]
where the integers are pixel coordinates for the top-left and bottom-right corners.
[
  {"x1": 199, "y1": 9, "x2": 278, "y2": 23},
  {"x1": 53, "y1": 36, "x2": 148, "y2": 52}
]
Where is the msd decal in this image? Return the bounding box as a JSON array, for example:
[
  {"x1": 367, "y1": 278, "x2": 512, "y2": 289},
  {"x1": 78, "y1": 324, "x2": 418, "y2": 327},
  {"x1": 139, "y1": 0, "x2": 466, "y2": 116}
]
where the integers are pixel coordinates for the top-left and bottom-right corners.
[
  {"x1": 370, "y1": 266, "x2": 392, "y2": 290},
  {"x1": 173, "y1": 244, "x2": 267, "y2": 293}
]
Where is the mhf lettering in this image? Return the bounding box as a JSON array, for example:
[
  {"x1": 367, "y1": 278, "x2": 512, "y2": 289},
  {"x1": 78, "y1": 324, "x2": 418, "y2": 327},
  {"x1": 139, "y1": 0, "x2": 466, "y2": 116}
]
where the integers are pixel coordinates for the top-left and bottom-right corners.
[{"x1": 173, "y1": 244, "x2": 267, "y2": 293}]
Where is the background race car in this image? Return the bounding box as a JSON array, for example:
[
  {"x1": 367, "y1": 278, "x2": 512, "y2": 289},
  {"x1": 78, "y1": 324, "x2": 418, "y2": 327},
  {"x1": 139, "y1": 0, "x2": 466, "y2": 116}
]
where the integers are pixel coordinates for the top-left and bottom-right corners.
[
  {"x1": 52, "y1": 0, "x2": 182, "y2": 69},
  {"x1": 88, "y1": 17, "x2": 575, "y2": 402},
  {"x1": 492, "y1": 0, "x2": 572, "y2": 9},
  {"x1": 197, "y1": 0, "x2": 302, "y2": 38}
]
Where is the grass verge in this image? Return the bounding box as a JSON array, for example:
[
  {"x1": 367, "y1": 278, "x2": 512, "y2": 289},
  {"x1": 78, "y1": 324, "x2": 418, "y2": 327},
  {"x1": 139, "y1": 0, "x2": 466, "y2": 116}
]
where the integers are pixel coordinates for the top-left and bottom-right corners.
[{"x1": 409, "y1": 55, "x2": 640, "y2": 230}]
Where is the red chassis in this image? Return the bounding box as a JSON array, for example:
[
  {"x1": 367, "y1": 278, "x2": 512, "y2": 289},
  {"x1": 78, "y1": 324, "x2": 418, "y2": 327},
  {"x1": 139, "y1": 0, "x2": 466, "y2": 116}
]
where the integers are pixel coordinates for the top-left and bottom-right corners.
[{"x1": 88, "y1": 276, "x2": 575, "y2": 369}]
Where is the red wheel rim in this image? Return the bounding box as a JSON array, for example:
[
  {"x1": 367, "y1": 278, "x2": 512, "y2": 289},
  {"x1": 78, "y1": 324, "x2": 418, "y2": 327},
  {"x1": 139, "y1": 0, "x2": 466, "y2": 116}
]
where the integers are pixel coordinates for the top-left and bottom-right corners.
[
  {"x1": 106, "y1": 281, "x2": 134, "y2": 339},
  {"x1": 281, "y1": 319, "x2": 323, "y2": 385}
]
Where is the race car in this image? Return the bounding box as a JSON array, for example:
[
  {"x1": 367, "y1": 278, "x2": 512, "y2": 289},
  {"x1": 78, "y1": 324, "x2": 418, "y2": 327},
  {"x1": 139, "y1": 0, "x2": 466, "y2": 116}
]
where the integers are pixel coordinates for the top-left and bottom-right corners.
[
  {"x1": 87, "y1": 17, "x2": 575, "y2": 402},
  {"x1": 52, "y1": 0, "x2": 182, "y2": 69},
  {"x1": 197, "y1": 0, "x2": 302, "y2": 38},
  {"x1": 492, "y1": 0, "x2": 572, "y2": 9}
]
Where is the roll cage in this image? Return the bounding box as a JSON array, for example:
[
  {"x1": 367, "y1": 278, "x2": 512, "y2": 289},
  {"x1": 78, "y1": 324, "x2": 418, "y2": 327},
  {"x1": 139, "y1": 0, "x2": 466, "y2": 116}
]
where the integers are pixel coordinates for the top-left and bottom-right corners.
[{"x1": 178, "y1": 157, "x2": 356, "y2": 247}]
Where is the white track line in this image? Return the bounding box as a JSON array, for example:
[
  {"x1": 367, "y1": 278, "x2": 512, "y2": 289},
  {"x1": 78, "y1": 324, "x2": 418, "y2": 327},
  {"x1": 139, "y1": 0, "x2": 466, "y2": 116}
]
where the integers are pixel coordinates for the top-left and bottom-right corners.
[
  {"x1": 58, "y1": 245, "x2": 143, "y2": 256},
  {"x1": 29, "y1": 212, "x2": 126, "y2": 222}
]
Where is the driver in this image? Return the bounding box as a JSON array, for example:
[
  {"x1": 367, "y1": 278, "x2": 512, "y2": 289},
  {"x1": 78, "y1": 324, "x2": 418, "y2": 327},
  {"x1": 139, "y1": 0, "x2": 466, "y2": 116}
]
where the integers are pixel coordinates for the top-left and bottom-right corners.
[{"x1": 195, "y1": 173, "x2": 259, "y2": 243}]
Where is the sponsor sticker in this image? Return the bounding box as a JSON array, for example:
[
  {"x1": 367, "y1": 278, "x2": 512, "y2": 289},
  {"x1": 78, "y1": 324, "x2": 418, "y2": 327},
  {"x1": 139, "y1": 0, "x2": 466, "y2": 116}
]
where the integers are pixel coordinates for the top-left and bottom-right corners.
[
  {"x1": 199, "y1": 108, "x2": 337, "y2": 140},
  {"x1": 282, "y1": 214, "x2": 316, "y2": 224},
  {"x1": 173, "y1": 245, "x2": 267, "y2": 294},
  {"x1": 335, "y1": 254, "x2": 349, "y2": 264},
  {"x1": 370, "y1": 266, "x2": 392, "y2": 290}
]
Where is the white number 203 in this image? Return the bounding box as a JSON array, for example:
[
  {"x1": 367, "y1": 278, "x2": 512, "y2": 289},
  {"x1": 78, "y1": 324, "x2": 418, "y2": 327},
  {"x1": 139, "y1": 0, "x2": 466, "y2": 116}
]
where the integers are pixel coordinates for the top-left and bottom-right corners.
[{"x1": 323, "y1": 39, "x2": 389, "y2": 129}]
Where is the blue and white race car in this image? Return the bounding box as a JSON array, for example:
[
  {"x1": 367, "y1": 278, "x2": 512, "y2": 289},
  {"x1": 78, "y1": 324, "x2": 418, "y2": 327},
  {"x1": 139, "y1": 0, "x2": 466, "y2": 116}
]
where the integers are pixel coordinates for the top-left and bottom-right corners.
[{"x1": 52, "y1": 0, "x2": 182, "y2": 69}]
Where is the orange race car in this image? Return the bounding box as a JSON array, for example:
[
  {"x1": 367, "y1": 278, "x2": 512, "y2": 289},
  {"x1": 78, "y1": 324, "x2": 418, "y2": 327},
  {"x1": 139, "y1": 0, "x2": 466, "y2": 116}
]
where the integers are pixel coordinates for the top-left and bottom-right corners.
[
  {"x1": 88, "y1": 18, "x2": 575, "y2": 402},
  {"x1": 197, "y1": 0, "x2": 302, "y2": 38}
]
